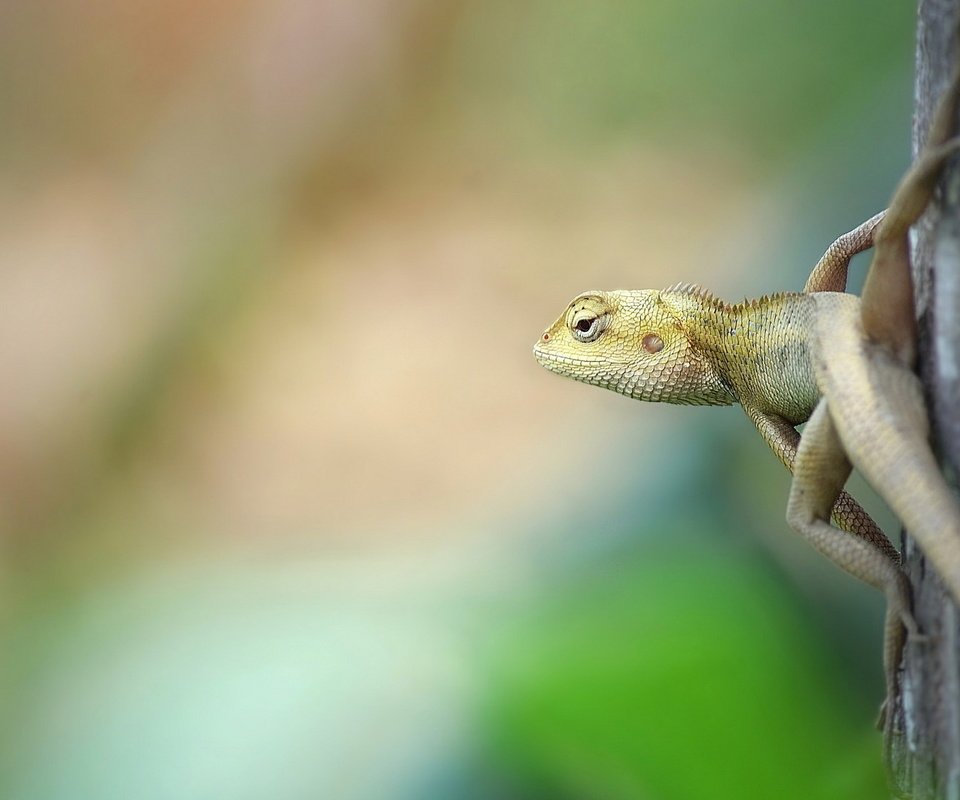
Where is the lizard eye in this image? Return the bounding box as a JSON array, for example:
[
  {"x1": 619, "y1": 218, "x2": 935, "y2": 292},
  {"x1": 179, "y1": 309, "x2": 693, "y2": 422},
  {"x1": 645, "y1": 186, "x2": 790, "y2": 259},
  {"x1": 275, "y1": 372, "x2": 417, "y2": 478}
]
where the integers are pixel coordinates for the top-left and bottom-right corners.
[{"x1": 569, "y1": 312, "x2": 607, "y2": 343}]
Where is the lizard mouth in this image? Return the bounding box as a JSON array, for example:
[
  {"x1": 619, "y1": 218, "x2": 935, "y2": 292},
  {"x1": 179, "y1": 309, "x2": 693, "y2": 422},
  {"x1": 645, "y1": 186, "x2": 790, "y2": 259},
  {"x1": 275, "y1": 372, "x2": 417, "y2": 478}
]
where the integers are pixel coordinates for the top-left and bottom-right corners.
[{"x1": 532, "y1": 343, "x2": 606, "y2": 369}]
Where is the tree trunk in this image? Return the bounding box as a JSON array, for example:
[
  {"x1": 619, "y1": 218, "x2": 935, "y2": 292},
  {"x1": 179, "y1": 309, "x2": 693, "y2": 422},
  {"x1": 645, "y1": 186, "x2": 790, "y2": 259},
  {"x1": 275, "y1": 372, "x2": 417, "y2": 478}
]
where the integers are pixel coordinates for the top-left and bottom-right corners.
[{"x1": 887, "y1": 1, "x2": 960, "y2": 796}]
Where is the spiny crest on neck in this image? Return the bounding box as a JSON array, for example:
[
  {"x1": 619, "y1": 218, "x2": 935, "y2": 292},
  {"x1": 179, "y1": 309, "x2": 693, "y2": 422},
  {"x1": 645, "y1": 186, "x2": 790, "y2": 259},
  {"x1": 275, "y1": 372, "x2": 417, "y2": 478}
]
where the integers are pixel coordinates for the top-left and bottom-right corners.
[
  {"x1": 663, "y1": 282, "x2": 799, "y2": 314},
  {"x1": 662, "y1": 282, "x2": 726, "y2": 311},
  {"x1": 734, "y1": 291, "x2": 799, "y2": 313}
]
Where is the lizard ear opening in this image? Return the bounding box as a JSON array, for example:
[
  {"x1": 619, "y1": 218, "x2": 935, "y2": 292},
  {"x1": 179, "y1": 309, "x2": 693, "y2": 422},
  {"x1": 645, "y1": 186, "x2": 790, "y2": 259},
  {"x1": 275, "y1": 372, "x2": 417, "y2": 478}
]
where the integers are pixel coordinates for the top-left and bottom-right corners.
[{"x1": 642, "y1": 333, "x2": 664, "y2": 354}]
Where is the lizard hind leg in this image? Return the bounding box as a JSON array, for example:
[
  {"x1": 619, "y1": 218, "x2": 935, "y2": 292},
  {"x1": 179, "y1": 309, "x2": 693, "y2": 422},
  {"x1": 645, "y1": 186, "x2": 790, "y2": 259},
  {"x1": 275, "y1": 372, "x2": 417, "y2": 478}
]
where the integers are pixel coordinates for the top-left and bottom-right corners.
[
  {"x1": 745, "y1": 406, "x2": 900, "y2": 562},
  {"x1": 786, "y1": 400, "x2": 913, "y2": 726},
  {"x1": 862, "y1": 50, "x2": 960, "y2": 360},
  {"x1": 878, "y1": 30, "x2": 960, "y2": 243},
  {"x1": 829, "y1": 358, "x2": 960, "y2": 609},
  {"x1": 860, "y1": 137, "x2": 960, "y2": 366}
]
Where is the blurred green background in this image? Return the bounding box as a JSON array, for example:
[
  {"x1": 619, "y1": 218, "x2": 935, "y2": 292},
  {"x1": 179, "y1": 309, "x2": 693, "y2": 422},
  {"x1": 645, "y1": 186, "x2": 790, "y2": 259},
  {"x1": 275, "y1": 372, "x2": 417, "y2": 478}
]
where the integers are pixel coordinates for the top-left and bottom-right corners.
[{"x1": 0, "y1": 1, "x2": 917, "y2": 798}]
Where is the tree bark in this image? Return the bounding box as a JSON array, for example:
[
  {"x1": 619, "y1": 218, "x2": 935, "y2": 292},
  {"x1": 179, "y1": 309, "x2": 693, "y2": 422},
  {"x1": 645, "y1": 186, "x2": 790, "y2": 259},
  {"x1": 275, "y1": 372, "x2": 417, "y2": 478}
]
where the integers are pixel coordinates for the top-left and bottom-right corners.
[{"x1": 888, "y1": 1, "x2": 960, "y2": 796}]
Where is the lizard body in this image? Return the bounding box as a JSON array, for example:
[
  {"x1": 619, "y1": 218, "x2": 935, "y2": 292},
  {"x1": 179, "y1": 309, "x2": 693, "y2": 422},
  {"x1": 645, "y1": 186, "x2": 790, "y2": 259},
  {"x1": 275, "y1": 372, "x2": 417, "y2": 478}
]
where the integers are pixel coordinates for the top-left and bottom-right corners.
[
  {"x1": 534, "y1": 56, "x2": 960, "y2": 733},
  {"x1": 534, "y1": 282, "x2": 900, "y2": 563}
]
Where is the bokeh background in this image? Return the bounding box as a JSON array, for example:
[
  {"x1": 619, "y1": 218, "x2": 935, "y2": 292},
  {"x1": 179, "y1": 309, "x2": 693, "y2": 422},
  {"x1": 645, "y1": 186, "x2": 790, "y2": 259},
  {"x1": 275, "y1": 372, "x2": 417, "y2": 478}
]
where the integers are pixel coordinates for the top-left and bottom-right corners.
[{"x1": 0, "y1": 1, "x2": 918, "y2": 798}]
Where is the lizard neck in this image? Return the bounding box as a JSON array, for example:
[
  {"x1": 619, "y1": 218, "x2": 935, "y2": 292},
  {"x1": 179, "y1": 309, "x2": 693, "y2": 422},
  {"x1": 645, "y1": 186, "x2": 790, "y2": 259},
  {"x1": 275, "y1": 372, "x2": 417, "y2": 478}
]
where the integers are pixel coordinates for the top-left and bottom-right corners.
[{"x1": 664, "y1": 289, "x2": 819, "y2": 423}]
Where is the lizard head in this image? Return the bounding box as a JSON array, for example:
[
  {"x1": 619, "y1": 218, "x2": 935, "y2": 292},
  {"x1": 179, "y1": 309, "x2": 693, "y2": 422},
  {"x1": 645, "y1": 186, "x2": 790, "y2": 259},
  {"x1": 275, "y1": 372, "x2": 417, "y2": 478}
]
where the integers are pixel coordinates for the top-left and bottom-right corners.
[{"x1": 533, "y1": 289, "x2": 733, "y2": 406}]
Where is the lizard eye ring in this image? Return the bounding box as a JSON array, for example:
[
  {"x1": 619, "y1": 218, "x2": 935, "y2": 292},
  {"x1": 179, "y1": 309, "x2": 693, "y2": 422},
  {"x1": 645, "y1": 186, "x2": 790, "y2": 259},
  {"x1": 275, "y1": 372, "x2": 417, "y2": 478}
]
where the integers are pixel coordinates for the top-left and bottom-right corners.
[{"x1": 569, "y1": 312, "x2": 607, "y2": 342}]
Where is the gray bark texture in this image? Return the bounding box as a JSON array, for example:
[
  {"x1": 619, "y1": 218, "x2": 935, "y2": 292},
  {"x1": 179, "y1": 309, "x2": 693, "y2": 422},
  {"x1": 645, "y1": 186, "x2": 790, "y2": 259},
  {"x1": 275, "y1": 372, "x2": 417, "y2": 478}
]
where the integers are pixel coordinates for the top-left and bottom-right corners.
[{"x1": 888, "y1": 1, "x2": 960, "y2": 797}]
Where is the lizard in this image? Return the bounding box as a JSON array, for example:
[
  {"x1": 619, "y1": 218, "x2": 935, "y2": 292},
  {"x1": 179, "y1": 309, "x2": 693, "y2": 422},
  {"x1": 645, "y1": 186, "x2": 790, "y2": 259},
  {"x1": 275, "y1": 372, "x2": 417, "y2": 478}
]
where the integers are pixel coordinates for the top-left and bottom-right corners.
[{"x1": 533, "y1": 57, "x2": 960, "y2": 729}]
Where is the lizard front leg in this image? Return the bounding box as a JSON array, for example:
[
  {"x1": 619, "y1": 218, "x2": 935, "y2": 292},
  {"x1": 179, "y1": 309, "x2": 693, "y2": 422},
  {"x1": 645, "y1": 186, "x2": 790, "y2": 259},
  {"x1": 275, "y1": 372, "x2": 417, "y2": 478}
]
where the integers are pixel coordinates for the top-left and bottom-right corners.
[
  {"x1": 803, "y1": 211, "x2": 885, "y2": 294},
  {"x1": 745, "y1": 405, "x2": 899, "y2": 563},
  {"x1": 785, "y1": 400, "x2": 914, "y2": 729}
]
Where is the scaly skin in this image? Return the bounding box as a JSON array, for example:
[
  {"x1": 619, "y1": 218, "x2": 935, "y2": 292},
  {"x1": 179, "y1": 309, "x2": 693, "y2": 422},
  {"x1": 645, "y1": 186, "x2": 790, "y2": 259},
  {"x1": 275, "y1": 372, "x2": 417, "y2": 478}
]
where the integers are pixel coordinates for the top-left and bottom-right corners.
[
  {"x1": 534, "y1": 284, "x2": 900, "y2": 563},
  {"x1": 533, "y1": 57, "x2": 960, "y2": 738}
]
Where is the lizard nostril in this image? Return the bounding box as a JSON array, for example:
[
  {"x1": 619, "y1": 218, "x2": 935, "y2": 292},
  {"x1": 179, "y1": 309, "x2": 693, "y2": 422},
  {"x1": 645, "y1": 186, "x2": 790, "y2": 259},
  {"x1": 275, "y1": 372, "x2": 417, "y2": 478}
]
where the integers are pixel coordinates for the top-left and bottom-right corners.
[{"x1": 542, "y1": 332, "x2": 551, "y2": 341}]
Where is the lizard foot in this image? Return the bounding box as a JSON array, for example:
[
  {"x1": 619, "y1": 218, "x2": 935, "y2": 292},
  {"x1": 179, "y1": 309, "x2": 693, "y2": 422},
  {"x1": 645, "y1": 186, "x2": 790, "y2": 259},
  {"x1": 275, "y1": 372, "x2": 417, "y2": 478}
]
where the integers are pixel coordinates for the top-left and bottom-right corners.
[
  {"x1": 875, "y1": 607, "x2": 925, "y2": 732},
  {"x1": 899, "y1": 608, "x2": 926, "y2": 643}
]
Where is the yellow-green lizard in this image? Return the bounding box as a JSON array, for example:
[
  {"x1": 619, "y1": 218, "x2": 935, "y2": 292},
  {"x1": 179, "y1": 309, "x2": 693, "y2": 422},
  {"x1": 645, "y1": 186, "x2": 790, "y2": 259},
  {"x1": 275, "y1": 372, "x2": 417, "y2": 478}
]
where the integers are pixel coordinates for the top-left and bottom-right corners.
[{"x1": 534, "y1": 58, "x2": 960, "y2": 724}]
